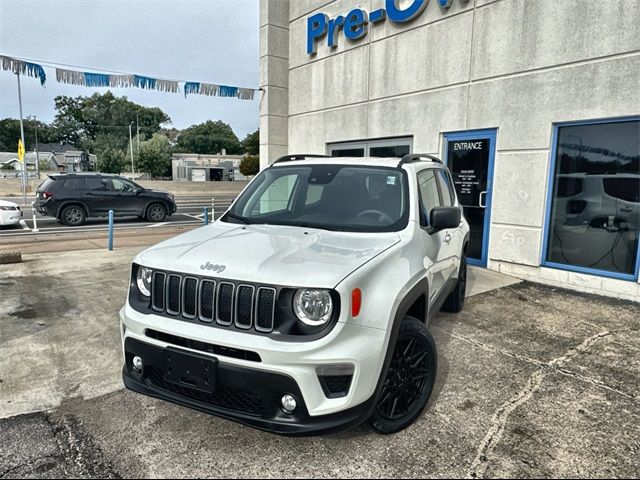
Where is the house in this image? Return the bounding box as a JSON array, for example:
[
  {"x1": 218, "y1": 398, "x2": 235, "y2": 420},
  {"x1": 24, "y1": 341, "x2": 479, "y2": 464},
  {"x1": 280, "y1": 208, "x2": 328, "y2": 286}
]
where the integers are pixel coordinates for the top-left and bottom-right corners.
[
  {"x1": 0, "y1": 151, "x2": 59, "y2": 172},
  {"x1": 37, "y1": 143, "x2": 97, "y2": 172}
]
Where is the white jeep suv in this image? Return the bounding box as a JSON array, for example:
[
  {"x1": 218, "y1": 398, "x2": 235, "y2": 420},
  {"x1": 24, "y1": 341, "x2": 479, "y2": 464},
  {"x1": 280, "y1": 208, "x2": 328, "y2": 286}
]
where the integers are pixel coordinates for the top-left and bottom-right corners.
[{"x1": 120, "y1": 154, "x2": 470, "y2": 435}]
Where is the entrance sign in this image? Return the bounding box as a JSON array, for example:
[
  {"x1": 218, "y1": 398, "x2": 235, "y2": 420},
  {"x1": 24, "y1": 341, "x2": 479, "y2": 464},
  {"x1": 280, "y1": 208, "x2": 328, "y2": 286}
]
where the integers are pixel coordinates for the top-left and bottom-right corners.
[{"x1": 307, "y1": 0, "x2": 471, "y2": 54}]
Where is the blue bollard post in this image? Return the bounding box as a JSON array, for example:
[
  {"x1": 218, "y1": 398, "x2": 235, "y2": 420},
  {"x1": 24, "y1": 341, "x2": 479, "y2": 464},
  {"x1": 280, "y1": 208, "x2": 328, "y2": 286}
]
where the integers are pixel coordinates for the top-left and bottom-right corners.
[
  {"x1": 204, "y1": 207, "x2": 209, "y2": 225},
  {"x1": 108, "y1": 210, "x2": 114, "y2": 251}
]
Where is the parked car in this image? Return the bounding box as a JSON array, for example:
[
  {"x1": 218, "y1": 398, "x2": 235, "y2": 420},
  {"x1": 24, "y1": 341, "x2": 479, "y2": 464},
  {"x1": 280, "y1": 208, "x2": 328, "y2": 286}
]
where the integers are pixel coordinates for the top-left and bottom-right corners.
[
  {"x1": 0, "y1": 199, "x2": 23, "y2": 228},
  {"x1": 120, "y1": 154, "x2": 469, "y2": 436},
  {"x1": 34, "y1": 173, "x2": 177, "y2": 226}
]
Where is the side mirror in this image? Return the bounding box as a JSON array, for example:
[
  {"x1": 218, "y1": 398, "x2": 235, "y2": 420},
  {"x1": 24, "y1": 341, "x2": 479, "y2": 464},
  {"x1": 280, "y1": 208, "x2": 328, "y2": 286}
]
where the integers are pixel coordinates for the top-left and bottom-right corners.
[{"x1": 430, "y1": 206, "x2": 461, "y2": 231}]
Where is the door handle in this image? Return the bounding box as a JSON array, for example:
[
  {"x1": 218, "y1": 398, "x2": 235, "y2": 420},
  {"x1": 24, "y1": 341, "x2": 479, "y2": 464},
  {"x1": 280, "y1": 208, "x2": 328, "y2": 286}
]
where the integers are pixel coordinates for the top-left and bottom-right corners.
[
  {"x1": 479, "y1": 191, "x2": 488, "y2": 208},
  {"x1": 444, "y1": 233, "x2": 452, "y2": 243}
]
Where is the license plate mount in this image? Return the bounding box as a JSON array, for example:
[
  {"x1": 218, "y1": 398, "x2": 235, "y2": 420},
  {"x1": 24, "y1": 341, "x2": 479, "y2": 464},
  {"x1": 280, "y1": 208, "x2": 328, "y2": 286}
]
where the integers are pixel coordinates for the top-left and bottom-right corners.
[{"x1": 164, "y1": 348, "x2": 218, "y2": 394}]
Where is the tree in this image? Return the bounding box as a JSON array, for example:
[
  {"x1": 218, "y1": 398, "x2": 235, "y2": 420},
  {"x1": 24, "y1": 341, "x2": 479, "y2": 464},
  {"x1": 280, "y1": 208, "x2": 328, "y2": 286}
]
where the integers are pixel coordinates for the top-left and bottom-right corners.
[
  {"x1": 51, "y1": 91, "x2": 171, "y2": 160},
  {"x1": 241, "y1": 129, "x2": 259, "y2": 156},
  {"x1": 240, "y1": 155, "x2": 260, "y2": 177},
  {"x1": 0, "y1": 118, "x2": 58, "y2": 151},
  {"x1": 97, "y1": 149, "x2": 126, "y2": 174},
  {"x1": 175, "y1": 120, "x2": 242, "y2": 155},
  {"x1": 136, "y1": 134, "x2": 173, "y2": 179}
]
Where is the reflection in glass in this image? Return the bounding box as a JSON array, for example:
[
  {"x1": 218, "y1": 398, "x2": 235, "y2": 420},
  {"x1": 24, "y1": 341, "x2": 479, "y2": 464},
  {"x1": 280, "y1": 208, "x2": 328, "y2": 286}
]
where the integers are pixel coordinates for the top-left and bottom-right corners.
[{"x1": 547, "y1": 120, "x2": 640, "y2": 276}]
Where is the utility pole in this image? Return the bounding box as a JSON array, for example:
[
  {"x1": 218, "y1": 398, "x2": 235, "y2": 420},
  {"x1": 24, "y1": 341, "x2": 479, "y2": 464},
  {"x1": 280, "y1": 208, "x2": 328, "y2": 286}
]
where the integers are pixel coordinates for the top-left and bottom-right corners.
[
  {"x1": 34, "y1": 117, "x2": 40, "y2": 178},
  {"x1": 129, "y1": 122, "x2": 135, "y2": 179},
  {"x1": 136, "y1": 113, "x2": 140, "y2": 156},
  {"x1": 16, "y1": 73, "x2": 27, "y2": 206}
]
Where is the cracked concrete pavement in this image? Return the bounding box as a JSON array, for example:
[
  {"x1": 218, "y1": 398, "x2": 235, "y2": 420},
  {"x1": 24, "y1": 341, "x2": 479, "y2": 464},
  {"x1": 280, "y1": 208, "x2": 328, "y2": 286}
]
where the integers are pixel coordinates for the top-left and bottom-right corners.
[{"x1": 1, "y1": 248, "x2": 639, "y2": 478}]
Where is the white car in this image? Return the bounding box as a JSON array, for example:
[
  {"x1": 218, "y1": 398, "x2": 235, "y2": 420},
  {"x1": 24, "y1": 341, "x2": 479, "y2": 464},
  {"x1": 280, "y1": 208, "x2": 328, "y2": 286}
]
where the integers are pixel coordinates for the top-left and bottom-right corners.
[
  {"x1": 120, "y1": 154, "x2": 470, "y2": 435},
  {"x1": 0, "y1": 199, "x2": 23, "y2": 227}
]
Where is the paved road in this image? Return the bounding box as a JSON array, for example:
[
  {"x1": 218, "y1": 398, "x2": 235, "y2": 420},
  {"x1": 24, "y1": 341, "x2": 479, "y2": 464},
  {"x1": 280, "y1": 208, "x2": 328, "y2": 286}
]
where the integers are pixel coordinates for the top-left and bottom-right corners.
[
  {"x1": 0, "y1": 195, "x2": 237, "y2": 237},
  {"x1": 1, "y1": 249, "x2": 639, "y2": 478}
]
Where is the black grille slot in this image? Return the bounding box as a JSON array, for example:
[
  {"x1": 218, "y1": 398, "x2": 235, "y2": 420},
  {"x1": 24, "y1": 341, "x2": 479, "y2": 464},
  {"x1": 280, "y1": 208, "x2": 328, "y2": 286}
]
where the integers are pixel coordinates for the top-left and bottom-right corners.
[
  {"x1": 235, "y1": 285, "x2": 254, "y2": 329},
  {"x1": 146, "y1": 367, "x2": 265, "y2": 417},
  {"x1": 255, "y1": 288, "x2": 276, "y2": 332},
  {"x1": 182, "y1": 277, "x2": 198, "y2": 318},
  {"x1": 199, "y1": 280, "x2": 216, "y2": 322},
  {"x1": 152, "y1": 272, "x2": 166, "y2": 311},
  {"x1": 145, "y1": 329, "x2": 261, "y2": 362},
  {"x1": 167, "y1": 275, "x2": 181, "y2": 315},
  {"x1": 216, "y1": 282, "x2": 234, "y2": 326},
  {"x1": 319, "y1": 375, "x2": 353, "y2": 399}
]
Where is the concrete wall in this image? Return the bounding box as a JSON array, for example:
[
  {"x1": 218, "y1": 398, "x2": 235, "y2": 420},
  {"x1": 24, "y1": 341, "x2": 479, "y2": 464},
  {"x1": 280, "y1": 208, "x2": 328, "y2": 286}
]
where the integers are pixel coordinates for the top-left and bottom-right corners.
[{"x1": 260, "y1": 0, "x2": 640, "y2": 301}]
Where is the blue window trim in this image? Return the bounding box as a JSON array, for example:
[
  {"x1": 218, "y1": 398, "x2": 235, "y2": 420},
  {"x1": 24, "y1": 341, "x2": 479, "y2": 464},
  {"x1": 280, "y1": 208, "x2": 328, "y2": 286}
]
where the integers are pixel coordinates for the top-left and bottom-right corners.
[
  {"x1": 443, "y1": 128, "x2": 498, "y2": 268},
  {"x1": 541, "y1": 115, "x2": 640, "y2": 282}
]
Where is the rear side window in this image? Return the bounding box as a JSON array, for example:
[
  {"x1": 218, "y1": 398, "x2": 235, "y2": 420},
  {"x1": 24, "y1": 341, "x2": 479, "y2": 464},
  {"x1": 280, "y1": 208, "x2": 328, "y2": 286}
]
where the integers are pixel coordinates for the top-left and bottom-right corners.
[
  {"x1": 83, "y1": 178, "x2": 110, "y2": 191},
  {"x1": 62, "y1": 178, "x2": 84, "y2": 190}
]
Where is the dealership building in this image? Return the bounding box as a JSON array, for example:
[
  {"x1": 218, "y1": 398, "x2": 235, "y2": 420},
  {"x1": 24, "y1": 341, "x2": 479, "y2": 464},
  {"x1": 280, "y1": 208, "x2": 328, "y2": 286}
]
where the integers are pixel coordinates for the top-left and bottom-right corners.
[{"x1": 259, "y1": 0, "x2": 640, "y2": 301}]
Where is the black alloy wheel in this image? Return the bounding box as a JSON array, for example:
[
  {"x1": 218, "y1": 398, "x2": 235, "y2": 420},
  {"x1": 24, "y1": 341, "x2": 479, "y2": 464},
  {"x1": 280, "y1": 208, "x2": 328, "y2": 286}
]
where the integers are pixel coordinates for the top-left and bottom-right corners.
[
  {"x1": 61, "y1": 205, "x2": 86, "y2": 226},
  {"x1": 369, "y1": 316, "x2": 437, "y2": 434},
  {"x1": 146, "y1": 204, "x2": 167, "y2": 223}
]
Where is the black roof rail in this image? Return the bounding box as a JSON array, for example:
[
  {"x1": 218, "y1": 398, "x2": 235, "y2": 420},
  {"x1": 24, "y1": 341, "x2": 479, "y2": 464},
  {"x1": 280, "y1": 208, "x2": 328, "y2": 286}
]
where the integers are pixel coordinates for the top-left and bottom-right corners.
[
  {"x1": 398, "y1": 154, "x2": 443, "y2": 167},
  {"x1": 273, "y1": 154, "x2": 331, "y2": 164}
]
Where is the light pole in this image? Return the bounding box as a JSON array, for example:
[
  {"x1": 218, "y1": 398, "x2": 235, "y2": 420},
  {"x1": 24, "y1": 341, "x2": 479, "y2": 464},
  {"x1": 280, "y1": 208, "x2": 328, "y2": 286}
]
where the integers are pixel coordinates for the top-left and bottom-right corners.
[
  {"x1": 16, "y1": 73, "x2": 27, "y2": 206},
  {"x1": 129, "y1": 122, "x2": 135, "y2": 179}
]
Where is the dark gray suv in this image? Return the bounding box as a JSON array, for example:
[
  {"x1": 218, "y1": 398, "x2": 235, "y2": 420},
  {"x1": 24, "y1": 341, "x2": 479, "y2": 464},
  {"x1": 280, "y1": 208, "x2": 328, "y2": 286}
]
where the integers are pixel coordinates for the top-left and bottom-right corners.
[{"x1": 35, "y1": 174, "x2": 177, "y2": 226}]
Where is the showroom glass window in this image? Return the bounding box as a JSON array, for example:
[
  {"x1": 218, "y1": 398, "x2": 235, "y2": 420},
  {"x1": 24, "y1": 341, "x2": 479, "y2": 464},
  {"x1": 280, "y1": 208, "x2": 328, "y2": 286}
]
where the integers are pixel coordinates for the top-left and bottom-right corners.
[{"x1": 545, "y1": 119, "x2": 640, "y2": 278}]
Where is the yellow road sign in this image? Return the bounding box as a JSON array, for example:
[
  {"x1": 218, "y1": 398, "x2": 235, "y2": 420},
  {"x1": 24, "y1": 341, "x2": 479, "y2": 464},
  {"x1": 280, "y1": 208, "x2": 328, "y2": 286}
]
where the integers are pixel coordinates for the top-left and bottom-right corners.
[{"x1": 18, "y1": 139, "x2": 25, "y2": 163}]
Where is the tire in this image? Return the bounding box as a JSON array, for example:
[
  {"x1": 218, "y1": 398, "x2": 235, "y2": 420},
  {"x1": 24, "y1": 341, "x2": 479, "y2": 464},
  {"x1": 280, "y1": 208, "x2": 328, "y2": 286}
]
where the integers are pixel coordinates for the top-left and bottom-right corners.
[
  {"x1": 369, "y1": 316, "x2": 437, "y2": 434},
  {"x1": 60, "y1": 205, "x2": 86, "y2": 227},
  {"x1": 146, "y1": 203, "x2": 167, "y2": 223},
  {"x1": 441, "y1": 254, "x2": 467, "y2": 313}
]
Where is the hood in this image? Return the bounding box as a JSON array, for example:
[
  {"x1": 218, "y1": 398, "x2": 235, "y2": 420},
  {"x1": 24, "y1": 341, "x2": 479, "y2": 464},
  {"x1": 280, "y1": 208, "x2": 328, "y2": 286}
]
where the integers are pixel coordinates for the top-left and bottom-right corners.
[
  {"x1": 0, "y1": 199, "x2": 18, "y2": 207},
  {"x1": 135, "y1": 222, "x2": 401, "y2": 288}
]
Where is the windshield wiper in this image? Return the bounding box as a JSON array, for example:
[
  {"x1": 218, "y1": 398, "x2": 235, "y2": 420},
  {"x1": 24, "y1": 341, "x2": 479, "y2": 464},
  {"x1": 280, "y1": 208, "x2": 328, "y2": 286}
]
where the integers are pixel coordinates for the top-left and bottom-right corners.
[{"x1": 226, "y1": 213, "x2": 252, "y2": 224}]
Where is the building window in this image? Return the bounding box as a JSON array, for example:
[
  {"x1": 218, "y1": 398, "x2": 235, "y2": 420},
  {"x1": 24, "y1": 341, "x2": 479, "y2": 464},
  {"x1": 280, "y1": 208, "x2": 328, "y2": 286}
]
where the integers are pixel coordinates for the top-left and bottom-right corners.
[
  {"x1": 544, "y1": 118, "x2": 640, "y2": 279},
  {"x1": 328, "y1": 137, "x2": 412, "y2": 158}
]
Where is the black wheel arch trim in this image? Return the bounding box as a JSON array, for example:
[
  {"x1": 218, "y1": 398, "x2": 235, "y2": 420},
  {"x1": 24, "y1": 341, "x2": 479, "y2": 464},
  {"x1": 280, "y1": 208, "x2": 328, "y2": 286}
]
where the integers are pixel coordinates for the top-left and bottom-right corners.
[
  {"x1": 57, "y1": 201, "x2": 90, "y2": 219},
  {"x1": 366, "y1": 278, "x2": 431, "y2": 421}
]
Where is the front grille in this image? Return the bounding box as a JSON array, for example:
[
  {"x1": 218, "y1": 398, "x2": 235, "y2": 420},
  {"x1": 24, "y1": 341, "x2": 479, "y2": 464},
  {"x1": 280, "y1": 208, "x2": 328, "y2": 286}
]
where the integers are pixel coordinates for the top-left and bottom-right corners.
[
  {"x1": 146, "y1": 367, "x2": 265, "y2": 417},
  {"x1": 150, "y1": 272, "x2": 277, "y2": 334}
]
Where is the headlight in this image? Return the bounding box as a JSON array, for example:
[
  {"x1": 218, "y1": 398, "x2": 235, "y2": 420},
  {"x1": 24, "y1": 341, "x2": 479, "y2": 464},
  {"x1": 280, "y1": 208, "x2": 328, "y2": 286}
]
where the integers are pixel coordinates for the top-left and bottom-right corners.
[
  {"x1": 136, "y1": 266, "x2": 153, "y2": 297},
  {"x1": 293, "y1": 289, "x2": 333, "y2": 326}
]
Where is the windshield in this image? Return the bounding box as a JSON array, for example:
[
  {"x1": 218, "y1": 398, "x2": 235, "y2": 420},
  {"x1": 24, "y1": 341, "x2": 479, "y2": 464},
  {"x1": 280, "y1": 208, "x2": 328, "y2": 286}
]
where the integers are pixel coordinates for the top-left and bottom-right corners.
[{"x1": 223, "y1": 164, "x2": 409, "y2": 232}]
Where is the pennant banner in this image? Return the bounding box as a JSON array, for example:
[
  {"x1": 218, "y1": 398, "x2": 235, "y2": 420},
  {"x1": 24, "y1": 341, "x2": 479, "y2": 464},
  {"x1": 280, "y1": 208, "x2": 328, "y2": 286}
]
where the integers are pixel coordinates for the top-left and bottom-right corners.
[
  {"x1": 1, "y1": 55, "x2": 47, "y2": 86},
  {"x1": 2, "y1": 54, "x2": 257, "y2": 100}
]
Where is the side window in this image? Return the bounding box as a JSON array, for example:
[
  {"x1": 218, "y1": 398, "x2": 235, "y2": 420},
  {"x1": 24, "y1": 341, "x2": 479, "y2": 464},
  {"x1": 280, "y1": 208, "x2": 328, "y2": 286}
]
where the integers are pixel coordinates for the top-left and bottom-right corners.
[
  {"x1": 112, "y1": 178, "x2": 136, "y2": 192},
  {"x1": 62, "y1": 178, "x2": 84, "y2": 190},
  {"x1": 83, "y1": 178, "x2": 110, "y2": 192},
  {"x1": 436, "y1": 170, "x2": 455, "y2": 206},
  {"x1": 417, "y1": 170, "x2": 442, "y2": 226},
  {"x1": 249, "y1": 174, "x2": 299, "y2": 216}
]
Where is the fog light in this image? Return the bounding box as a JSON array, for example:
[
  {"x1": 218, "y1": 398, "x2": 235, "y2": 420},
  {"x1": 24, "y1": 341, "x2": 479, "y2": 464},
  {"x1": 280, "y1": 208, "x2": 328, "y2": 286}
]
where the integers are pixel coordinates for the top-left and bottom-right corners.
[
  {"x1": 132, "y1": 356, "x2": 143, "y2": 372},
  {"x1": 281, "y1": 394, "x2": 297, "y2": 414}
]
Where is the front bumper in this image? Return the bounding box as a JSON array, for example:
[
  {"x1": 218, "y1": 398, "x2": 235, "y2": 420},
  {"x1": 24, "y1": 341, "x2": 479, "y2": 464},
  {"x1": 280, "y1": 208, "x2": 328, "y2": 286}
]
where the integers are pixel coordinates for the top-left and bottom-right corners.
[
  {"x1": 123, "y1": 337, "x2": 376, "y2": 436},
  {"x1": 120, "y1": 304, "x2": 388, "y2": 435}
]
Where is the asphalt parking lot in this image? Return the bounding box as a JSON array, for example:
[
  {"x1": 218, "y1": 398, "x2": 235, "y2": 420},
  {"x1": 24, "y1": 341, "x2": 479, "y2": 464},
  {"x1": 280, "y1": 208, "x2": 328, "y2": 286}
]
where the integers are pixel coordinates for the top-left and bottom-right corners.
[
  {"x1": 1, "y1": 248, "x2": 639, "y2": 478},
  {"x1": 0, "y1": 195, "x2": 235, "y2": 237}
]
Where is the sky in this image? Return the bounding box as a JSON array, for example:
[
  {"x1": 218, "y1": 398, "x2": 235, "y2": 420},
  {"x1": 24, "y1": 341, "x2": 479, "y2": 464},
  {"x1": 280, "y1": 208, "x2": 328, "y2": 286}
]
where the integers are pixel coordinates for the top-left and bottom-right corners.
[{"x1": 0, "y1": 0, "x2": 259, "y2": 139}]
